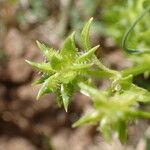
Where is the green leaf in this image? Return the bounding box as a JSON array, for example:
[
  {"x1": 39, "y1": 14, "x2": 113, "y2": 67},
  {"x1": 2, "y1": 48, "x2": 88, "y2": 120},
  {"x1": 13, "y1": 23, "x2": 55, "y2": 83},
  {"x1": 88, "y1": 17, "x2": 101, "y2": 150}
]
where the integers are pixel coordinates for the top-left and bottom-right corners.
[
  {"x1": 36, "y1": 41, "x2": 57, "y2": 61},
  {"x1": 32, "y1": 74, "x2": 49, "y2": 85},
  {"x1": 115, "y1": 121, "x2": 127, "y2": 143},
  {"x1": 37, "y1": 73, "x2": 59, "y2": 99},
  {"x1": 79, "y1": 82, "x2": 107, "y2": 103},
  {"x1": 59, "y1": 71, "x2": 76, "y2": 84},
  {"x1": 77, "y1": 45, "x2": 99, "y2": 62},
  {"x1": 129, "y1": 84, "x2": 150, "y2": 103},
  {"x1": 60, "y1": 32, "x2": 77, "y2": 58},
  {"x1": 72, "y1": 111, "x2": 100, "y2": 127},
  {"x1": 37, "y1": 83, "x2": 51, "y2": 100},
  {"x1": 56, "y1": 88, "x2": 63, "y2": 107},
  {"x1": 99, "y1": 117, "x2": 111, "y2": 141},
  {"x1": 81, "y1": 17, "x2": 93, "y2": 51},
  {"x1": 61, "y1": 84, "x2": 71, "y2": 112},
  {"x1": 50, "y1": 55, "x2": 62, "y2": 70},
  {"x1": 25, "y1": 60, "x2": 55, "y2": 74},
  {"x1": 72, "y1": 63, "x2": 94, "y2": 70}
]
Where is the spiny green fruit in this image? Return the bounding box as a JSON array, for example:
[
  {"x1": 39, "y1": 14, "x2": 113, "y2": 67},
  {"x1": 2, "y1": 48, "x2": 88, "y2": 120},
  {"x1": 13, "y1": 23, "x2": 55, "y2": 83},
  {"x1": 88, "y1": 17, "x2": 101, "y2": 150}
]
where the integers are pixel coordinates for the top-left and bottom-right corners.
[{"x1": 26, "y1": 18, "x2": 99, "y2": 112}]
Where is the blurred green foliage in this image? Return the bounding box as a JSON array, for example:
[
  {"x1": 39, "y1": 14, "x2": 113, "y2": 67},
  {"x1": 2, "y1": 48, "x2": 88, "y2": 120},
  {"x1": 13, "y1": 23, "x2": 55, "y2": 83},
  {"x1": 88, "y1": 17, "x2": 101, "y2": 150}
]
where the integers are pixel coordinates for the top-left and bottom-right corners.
[
  {"x1": 74, "y1": 82, "x2": 150, "y2": 143},
  {"x1": 16, "y1": 0, "x2": 48, "y2": 24},
  {"x1": 101, "y1": 0, "x2": 150, "y2": 50}
]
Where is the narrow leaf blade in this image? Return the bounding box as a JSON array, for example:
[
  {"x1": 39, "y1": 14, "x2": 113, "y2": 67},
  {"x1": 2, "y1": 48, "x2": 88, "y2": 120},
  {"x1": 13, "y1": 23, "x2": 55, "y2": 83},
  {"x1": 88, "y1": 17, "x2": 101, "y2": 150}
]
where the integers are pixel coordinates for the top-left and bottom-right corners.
[
  {"x1": 61, "y1": 84, "x2": 71, "y2": 112},
  {"x1": 32, "y1": 74, "x2": 49, "y2": 85},
  {"x1": 36, "y1": 41, "x2": 57, "y2": 61},
  {"x1": 25, "y1": 60, "x2": 55, "y2": 74},
  {"x1": 37, "y1": 74, "x2": 59, "y2": 99},
  {"x1": 72, "y1": 111, "x2": 100, "y2": 127},
  {"x1": 61, "y1": 32, "x2": 77, "y2": 58},
  {"x1": 77, "y1": 45, "x2": 99, "y2": 62},
  {"x1": 81, "y1": 17, "x2": 93, "y2": 51}
]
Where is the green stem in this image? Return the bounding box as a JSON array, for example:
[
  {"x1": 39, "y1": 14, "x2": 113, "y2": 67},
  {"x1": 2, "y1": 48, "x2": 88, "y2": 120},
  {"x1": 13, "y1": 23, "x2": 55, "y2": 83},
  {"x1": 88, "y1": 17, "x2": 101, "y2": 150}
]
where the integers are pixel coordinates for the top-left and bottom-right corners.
[
  {"x1": 129, "y1": 110, "x2": 150, "y2": 119},
  {"x1": 87, "y1": 69, "x2": 112, "y2": 79},
  {"x1": 121, "y1": 63, "x2": 150, "y2": 77},
  {"x1": 94, "y1": 57, "x2": 118, "y2": 78}
]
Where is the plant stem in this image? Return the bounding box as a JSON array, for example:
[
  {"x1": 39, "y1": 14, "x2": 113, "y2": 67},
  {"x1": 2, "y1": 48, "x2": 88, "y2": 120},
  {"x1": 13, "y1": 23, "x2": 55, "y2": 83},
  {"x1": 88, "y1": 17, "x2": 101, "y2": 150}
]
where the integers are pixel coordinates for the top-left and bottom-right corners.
[
  {"x1": 87, "y1": 70, "x2": 112, "y2": 79},
  {"x1": 121, "y1": 63, "x2": 150, "y2": 77},
  {"x1": 94, "y1": 57, "x2": 118, "y2": 78},
  {"x1": 129, "y1": 110, "x2": 150, "y2": 119}
]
